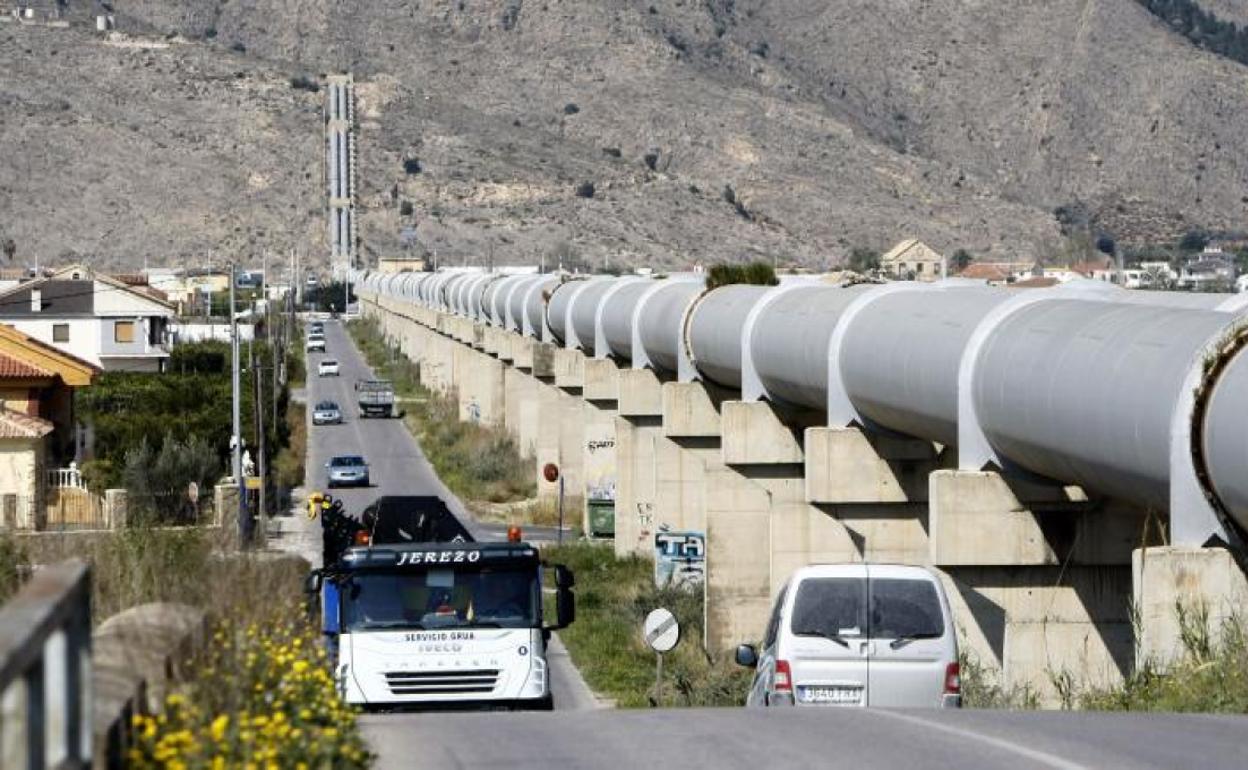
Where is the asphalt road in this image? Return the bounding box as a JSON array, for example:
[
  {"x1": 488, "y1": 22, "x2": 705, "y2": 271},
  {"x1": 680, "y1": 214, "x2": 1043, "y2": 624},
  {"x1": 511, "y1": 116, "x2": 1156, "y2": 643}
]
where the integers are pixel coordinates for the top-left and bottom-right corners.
[
  {"x1": 362, "y1": 707, "x2": 1248, "y2": 770},
  {"x1": 300, "y1": 319, "x2": 601, "y2": 727}
]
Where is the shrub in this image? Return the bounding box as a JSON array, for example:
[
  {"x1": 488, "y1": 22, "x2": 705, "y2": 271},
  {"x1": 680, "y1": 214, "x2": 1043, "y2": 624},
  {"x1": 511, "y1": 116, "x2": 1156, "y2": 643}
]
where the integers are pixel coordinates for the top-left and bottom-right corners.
[
  {"x1": 402, "y1": 157, "x2": 422, "y2": 175},
  {"x1": 399, "y1": 200, "x2": 414, "y2": 217},
  {"x1": 0, "y1": 532, "x2": 29, "y2": 604},
  {"x1": 847, "y1": 247, "x2": 880, "y2": 273},
  {"x1": 122, "y1": 433, "x2": 222, "y2": 525},
  {"x1": 643, "y1": 152, "x2": 659, "y2": 171},
  {"x1": 128, "y1": 609, "x2": 371, "y2": 769},
  {"x1": 575, "y1": 181, "x2": 596, "y2": 199},
  {"x1": 705, "y1": 261, "x2": 778, "y2": 290},
  {"x1": 543, "y1": 541, "x2": 750, "y2": 707},
  {"x1": 271, "y1": 402, "x2": 306, "y2": 492},
  {"x1": 563, "y1": 102, "x2": 580, "y2": 115},
  {"x1": 288, "y1": 74, "x2": 320, "y2": 92}
]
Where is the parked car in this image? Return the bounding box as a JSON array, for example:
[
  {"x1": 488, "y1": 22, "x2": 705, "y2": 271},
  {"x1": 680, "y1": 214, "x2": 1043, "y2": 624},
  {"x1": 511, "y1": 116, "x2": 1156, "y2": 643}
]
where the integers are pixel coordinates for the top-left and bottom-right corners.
[
  {"x1": 318, "y1": 359, "x2": 341, "y2": 377},
  {"x1": 306, "y1": 334, "x2": 326, "y2": 353},
  {"x1": 326, "y1": 455, "x2": 370, "y2": 488},
  {"x1": 735, "y1": 564, "x2": 960, "y2": 708},
  {"x1": 309, "y1": 321, "x2": 325, "y2": 334},
  {"x1": 312, "y1": 401, "x2": 343, "y2": 426}
]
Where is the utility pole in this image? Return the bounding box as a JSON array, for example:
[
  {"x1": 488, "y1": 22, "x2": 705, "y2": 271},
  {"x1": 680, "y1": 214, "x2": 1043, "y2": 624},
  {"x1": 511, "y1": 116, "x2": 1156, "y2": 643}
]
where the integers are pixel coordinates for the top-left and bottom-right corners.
[
  {"x1": 253, "y1": 340, "x2": 266, "y2": 532},
  {"x1": 230, "y1": 262, "x2": 245, "y2": 544}
]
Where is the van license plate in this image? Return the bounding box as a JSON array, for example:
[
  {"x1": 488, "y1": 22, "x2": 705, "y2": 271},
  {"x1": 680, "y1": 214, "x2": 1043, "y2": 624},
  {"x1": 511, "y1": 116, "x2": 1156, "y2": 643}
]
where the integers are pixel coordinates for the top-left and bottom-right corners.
[{"x1": 799, "y1": 686, "x2": 862, "y2": 705}]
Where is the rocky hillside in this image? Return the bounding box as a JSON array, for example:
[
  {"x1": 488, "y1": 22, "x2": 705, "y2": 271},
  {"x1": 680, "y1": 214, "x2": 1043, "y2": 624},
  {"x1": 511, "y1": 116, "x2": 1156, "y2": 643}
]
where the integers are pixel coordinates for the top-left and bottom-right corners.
[
  {"x1": 0, "y1": 17, "x2": 322, "y2": 271},
  {"x1": 4, "y1": 0, "x2": 1248, "y2": 270}
]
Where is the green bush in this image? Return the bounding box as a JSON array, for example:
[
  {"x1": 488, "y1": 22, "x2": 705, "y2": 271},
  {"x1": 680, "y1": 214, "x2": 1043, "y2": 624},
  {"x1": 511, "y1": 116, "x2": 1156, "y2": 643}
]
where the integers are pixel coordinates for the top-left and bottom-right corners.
[
  {"x1": 705, "y1": 261, "x2": 779, "y2": 290},
  {"x1": 80, "y1": 341, "x2": 290, "y2": 489},
  {"x1": 122, "y1": 433, "x2": 222, "y2": 524},
  {"x1": 0, "y1": 532, "x2": 29, "y2": 604},
  {"x1": 1080, "y1": 604, "x2": 1248, "y2": 712},
  {"x1": 543, "y1": 541, "x2": 750, "y2": 707}
]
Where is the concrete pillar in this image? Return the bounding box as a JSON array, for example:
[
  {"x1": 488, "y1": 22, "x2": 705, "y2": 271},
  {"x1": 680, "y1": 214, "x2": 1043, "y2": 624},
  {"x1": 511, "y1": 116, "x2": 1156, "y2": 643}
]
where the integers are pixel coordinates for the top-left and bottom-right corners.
[
  {"x1": 929, "y1": 469, "x2": 1144, "y2": 704},
  {"x1": 706, "y1": 401, "x2": 860, "y2": 652},
  {"x1": 104, "y1": 489, "x2": 127, "y2": 529},
  {"x1": 1134, "y1": 546, "x2": 1248, "y2": 665},
  {"x1": 941, "y1": 565, "x2": 1133, "y2": 703},
  {"x1": 454, "y1": 346, "x2": 504, "y2": 427},
  {"x1": 582, "y1": 359, "x2": 621, "y2": 537},
  {"x1": 505, "y1": 367, "x2": 537, "y2": 453}
]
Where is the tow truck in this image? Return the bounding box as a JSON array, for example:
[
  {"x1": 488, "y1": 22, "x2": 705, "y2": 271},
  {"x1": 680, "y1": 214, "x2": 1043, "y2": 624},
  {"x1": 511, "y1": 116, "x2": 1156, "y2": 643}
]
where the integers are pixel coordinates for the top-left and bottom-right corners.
[{"x1": 306, "y1": 494, "x2": 575, "y2": 710}]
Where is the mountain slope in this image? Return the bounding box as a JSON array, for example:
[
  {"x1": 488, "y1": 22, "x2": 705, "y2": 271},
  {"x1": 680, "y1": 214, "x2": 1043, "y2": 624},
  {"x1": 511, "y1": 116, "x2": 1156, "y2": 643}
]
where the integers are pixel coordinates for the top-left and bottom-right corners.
[{"x1": 5, "y1": 0, "x2": 1247, "y2": 269}]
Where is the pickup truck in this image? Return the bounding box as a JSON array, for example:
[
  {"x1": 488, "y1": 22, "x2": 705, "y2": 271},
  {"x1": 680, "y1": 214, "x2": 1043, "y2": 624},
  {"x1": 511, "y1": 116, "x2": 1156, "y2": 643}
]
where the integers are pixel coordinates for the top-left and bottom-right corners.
[{"x1": 356, "y1": 379, "x2": 395, "y2": 418}]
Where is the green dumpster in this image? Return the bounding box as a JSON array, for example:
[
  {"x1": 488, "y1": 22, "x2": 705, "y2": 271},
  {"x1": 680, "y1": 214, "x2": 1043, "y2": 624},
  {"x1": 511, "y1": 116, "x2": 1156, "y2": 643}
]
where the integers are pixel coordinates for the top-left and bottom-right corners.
[{"x1": 587, "y1": 499, "x2": 615, "y2": 538}]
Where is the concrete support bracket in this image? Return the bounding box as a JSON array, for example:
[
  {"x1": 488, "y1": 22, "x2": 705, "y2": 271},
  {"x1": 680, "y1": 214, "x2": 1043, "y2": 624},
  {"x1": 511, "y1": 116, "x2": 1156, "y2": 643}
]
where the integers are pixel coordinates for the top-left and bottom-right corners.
[
  {"x1": 554, "y1": 348, "x2": 586, "y2": 389},
  {"x1": 805, "y1": 426, "x2": 934, "y2": 504},
  {"x1": 584, "y1": 358, "x2": 621, "y2": 402},
  {"x1": 662, "y1": 381, "x2": 726, "y2": 438},
  {"x1": 619, "y1": 368, "x2": 664, "y2": 417},
  {"x1": 722, "y1": 401, "x2": 803, "y2": 465}
]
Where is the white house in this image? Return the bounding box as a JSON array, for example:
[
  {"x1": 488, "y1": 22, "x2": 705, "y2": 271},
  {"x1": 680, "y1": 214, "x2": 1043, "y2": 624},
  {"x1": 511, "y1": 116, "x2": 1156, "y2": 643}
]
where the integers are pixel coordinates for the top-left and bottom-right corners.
[{"x1": 0, "y1": 265, "x2": 176, "y2": 372}]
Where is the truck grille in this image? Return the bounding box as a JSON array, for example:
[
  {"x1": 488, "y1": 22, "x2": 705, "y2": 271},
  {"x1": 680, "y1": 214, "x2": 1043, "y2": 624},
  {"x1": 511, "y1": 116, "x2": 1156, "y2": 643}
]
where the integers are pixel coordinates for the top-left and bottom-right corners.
[{"x1": 384, "y1": 669, "x2": 500, "y2": 696}]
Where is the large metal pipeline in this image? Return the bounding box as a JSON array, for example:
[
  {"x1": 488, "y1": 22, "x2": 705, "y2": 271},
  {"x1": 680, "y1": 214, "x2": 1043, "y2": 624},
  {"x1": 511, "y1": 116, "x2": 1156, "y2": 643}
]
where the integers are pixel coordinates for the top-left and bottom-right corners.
[
  {"x1": 749, "y1": 285, "x2": 872, "y2": 410},
  {"x1": 567, "y1": 280, "x2": 617, "y2": 354},
  {"x1": 520, "y1": 276, "x2": 560, "y2": 337},
  {"x1": 686, "y1": 286, "x2": 771, "y2": 388},
  {"x1": 636, "y1": 280, "x2": 705, "y2": 374},
  {"x1": 354, "y1": 268, "x2": 1248, "y2": 535},
  {"x1": 972, "y1": 299, "x2": 1232, "y2": 511},
  {"x1": 599, "y1": 279, "x2": 655, "y2": 359},
  {"x1": 546, "y1": 278, "x2": 591, "y2": 345},
  {"x1": 1202, "y1": 345, "x2": 1248, "y2": 532},
  {"x1": 839, "y1": 286, "x2": 1012, "y2": 447}
]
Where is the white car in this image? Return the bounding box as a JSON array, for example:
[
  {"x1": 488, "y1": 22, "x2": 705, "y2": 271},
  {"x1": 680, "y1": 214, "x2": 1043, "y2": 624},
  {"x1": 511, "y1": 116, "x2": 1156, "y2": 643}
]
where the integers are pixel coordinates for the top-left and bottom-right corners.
[
  {"x1": 306, "y1": 334, "x2": 326, "y2": 353},
  {"x1": 318, "y1": 359, "x2": 340, "y2": 377},
  {"x1": 735, "y1": 564, "x2": 960, "y2": 708}
]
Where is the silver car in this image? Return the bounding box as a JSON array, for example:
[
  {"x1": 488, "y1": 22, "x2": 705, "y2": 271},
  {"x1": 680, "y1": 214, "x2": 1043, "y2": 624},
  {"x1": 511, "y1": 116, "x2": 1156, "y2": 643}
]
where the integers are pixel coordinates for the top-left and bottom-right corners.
[
  {"x1": 735, "y1": 564, "x2": 960, "y2": 708},
  {"x1": 326, "y1": 455, "x2": 370, "y2": 488},
  {"x1": 312, "y1": 400, "x2": 342, "y2": 426}
]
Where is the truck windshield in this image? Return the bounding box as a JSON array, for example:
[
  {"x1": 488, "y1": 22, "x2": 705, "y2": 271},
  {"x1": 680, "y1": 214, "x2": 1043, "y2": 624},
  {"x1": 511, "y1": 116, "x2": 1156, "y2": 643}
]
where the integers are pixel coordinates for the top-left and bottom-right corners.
[{"x1": 342, "y1": 567, "x2": 539, "y2": 631}]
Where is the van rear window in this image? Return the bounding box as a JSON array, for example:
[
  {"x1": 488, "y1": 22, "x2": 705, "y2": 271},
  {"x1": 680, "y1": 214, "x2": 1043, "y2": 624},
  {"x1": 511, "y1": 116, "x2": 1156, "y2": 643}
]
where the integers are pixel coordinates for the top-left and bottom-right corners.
[
  {"x1": 870, "y1": 579, "x2": 944, "y2": 639},
  {"x1": 790, "y1": 577, "x2": 944, "y2": 640},
  {"x1": 791, "y1": 579, "x2": 866, "y2": 639}
]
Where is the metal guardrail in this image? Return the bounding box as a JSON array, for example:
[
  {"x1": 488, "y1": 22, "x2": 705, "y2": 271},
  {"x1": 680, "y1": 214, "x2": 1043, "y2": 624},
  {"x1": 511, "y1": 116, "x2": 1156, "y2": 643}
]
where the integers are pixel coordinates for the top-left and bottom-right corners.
[{"x1": 0, "y1": 560, "x2": 92, "y2": 769}]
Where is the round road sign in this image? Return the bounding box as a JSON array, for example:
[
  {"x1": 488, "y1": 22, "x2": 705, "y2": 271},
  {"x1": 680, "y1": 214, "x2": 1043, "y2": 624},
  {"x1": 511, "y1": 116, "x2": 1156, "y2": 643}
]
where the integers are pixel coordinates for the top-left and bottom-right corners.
[
  {"x1": 643, "y1": 608, "x2": 680, "y2": 653},
  {"x1": 543, "y1": 463, "x2": 560, "y2": 483}
]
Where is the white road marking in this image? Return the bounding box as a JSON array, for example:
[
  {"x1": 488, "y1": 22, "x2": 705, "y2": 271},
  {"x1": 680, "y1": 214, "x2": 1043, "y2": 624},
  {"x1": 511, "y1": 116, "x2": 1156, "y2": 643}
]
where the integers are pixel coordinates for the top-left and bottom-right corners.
[{"x1": 871, "y1": 710, "x2": 1089, "y2": 770}]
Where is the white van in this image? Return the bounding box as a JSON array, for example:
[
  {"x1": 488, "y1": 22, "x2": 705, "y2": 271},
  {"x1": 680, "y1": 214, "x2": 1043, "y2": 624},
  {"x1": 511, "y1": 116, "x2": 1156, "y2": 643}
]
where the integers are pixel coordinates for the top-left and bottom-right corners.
[{"x1": 735, "y1": 564, "x2": 960, "y2": 708}]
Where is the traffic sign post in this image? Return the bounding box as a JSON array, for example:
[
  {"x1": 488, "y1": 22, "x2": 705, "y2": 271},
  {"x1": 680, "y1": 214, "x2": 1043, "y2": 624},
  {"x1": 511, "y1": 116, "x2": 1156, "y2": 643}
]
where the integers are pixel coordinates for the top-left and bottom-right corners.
[
  {"x1": 544, "y1": 463, "x2": 564, "y2": 545},
  {"x1": 643, "y1": 608, "x2": 680, "y2": 707}
]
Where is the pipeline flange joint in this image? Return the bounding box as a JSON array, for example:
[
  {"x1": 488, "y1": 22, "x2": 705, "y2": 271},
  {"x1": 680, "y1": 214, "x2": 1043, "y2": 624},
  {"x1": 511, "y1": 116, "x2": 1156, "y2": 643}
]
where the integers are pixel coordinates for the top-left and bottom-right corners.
[{"x1": 1188, "y1": 319, "x2": 1248, "y2": 568}]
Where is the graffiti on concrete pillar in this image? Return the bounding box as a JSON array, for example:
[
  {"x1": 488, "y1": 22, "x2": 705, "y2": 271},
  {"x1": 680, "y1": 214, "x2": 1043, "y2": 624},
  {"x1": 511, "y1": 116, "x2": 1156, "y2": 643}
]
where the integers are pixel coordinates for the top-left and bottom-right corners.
[
  {"x1": 654, "y1": 527, "x2": 706, "y2": 590},
  {"x1": 466, "y1": 397, "x2": 481, "y2": 423},
  {"x1": 584, "y1": 422, "x2": 617, "y2": 505}
]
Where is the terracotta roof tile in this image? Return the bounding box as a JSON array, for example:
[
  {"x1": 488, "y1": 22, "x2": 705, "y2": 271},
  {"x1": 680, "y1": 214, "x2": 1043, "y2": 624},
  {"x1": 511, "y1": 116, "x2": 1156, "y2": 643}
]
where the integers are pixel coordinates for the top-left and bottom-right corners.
[
  {"x1": 0, "y1": 350, "x2": 53, "y2": 379},
  {"x1": 0, "y1": 409, "x2": 54, "y2": 439}
]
